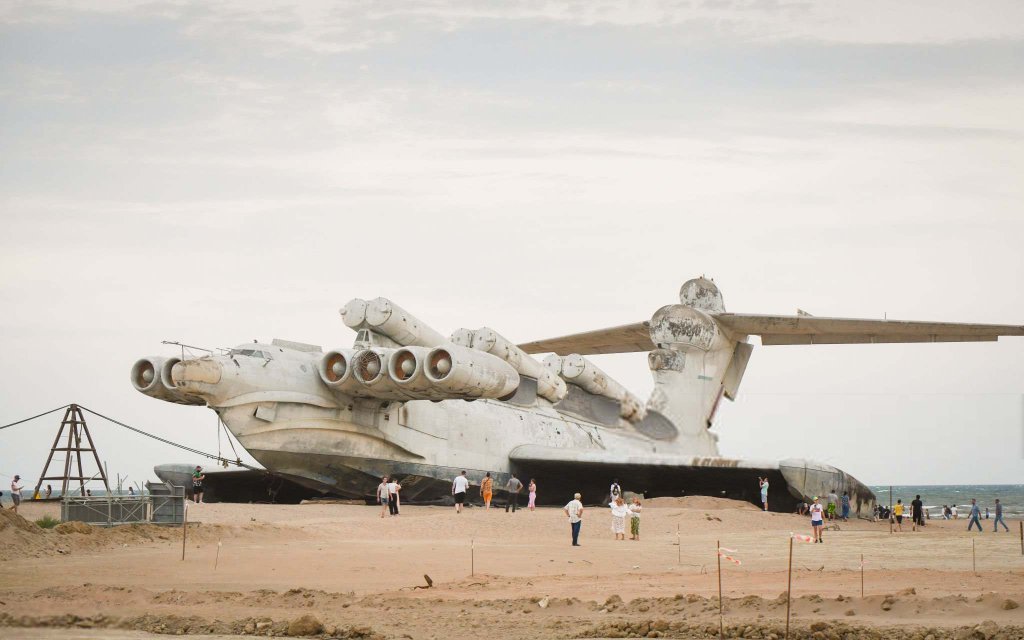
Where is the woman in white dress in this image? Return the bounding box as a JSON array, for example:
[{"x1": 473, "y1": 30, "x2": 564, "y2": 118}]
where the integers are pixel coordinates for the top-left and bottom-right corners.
[{"x1": 610, "y1": 496, "x2": 630, "y2": 540}]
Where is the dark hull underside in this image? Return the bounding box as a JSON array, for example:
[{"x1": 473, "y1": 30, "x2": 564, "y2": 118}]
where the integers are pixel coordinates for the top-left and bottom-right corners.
[{"x1": 157, "y1": 451, "x2": 847, "y2": 513}]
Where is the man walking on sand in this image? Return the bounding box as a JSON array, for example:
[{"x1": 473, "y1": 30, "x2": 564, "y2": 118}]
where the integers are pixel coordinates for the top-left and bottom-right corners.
[
  {"x1": 505, "y1": 473, "x2": 523, "y2": 513},
  {"x1": 564, "y1": 493, "x2": 584, "y2": 546},
  {"x1": 967, "y1": 498, "x2": 983, "y2": 532},
  {"x1": 9, "y1": 475, "x2": 23, "y2": 513},
  {"x1": 377, "y1": 476, "x2": 390, "y2": 518},
  {"x1": 452, "y1": 470, "x2": 469, "y2": 513},
  {"x1": 993, "y1": 499, "x2": 1009, "y2": 532},
  {"x1": 911, "y1": 494, "x2": 924, "y2": 531}
]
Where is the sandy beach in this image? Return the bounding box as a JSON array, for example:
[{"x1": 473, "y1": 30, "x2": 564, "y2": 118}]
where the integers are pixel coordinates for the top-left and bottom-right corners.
[{"x1": 2, "y1": 498, "x2": 1022, "y2": 639}]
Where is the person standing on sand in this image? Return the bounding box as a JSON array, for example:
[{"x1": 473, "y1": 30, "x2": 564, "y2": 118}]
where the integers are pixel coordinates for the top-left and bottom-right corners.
[
  {"x1": 610, "y1": 496, "x2": 630, "y2": 540},
  {"x1": 759, "y1": 477, "x2": 769, "y2": 511},
  {"x1": 628, "y1": 496, "x2": 642, "y2": 540},
  {"x1": 377, "y1": 476, "x2": 390, "y2": 518},
  {"x1": 810, "y1": 497, "x2": 824, "y2": 543},
  {"x1": 527, "y1": 479, "x2": 537, "y2": 511},
  {"x1": 993, "y1": 499, "x2": 1009, "y2": 532},
  {"x1": 564, "y1": 493, "x2": 584, "y2": 546},
  {"x1": 45, "y1": 484, "x2": 52, "y2": 499},
  {"x1": 387, "y1": 477, "x2": 401, "y2": 516},
  {"x1": 826, "y1": 489, "x2": 838, "y2": 521},
  {"x1": 9, "y1": 475, "x2": 23, "y2": 513},
  {"x1": 191, "y1": 466, "x2": 205, "y2": 504},
  {"x1": 609, "y1": 479, "x2": 621, "y2": 505},
  {"x1": 481, "y1": 472, "x2": 493, "y2": 510},
  {"x1": 911, "y1": 495, "x2": 924, "y2": 530},
  {"x1": 893, "y1": 499, "x2": 904, "y2": 531},
  {"x1": 452, "y1": 471, "x2": 469, "y2": 514},
  {"x1": 966, "y1": 498, "x2": 982, "y2": 532},
  {"x1": 841, "y1": 492, "x2": 850, "y2": 521},
  {"x1": 505, "y1": 473, "x2": 523, "y2": 512}
]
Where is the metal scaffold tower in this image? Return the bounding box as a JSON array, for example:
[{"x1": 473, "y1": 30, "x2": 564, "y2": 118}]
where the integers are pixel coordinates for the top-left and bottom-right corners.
[{"x1": 33, "y1": 403, "x2": 110, "y2": 499}]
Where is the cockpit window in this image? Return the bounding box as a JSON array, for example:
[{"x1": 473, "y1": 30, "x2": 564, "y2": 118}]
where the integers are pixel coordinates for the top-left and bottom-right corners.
[{"x1": 230, "y1": 348, "x2": 271, "y2": 359}]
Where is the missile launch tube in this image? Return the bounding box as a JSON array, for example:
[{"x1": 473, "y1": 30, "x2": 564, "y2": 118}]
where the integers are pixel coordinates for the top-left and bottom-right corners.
[
  {"x1": 365, "y1": 298, "x2": 446, "y2": 347},
  {"x1": 544, "y1": 353, "x2": 646, "y2": 421},
  {"x1": 339, "y1": 299, "x2": 369, "y2": 330},
  {"x1": 470, "y1": 327, "x2": 567, "y2": 403}
]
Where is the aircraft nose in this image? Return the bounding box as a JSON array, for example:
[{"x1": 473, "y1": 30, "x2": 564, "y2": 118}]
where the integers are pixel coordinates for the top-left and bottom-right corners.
[{"x1": 170, "y1": 358, "x2": 223, "y2": 386}]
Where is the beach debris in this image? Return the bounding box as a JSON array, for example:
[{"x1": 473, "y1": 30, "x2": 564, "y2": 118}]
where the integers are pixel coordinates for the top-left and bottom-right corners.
[
  {"x1": 286, "y1": 614, "x2": 323, "y2": 636},
  {"x1": 538, "y1": 597, "x2": 549, "y2": 609},
  {"x1": 1003, "y1": 599, "x2": 1019, "y2": 610}
]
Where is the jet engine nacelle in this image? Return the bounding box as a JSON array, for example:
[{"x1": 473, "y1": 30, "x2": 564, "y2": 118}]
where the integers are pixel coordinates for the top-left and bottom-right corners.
[
  {"x1": 131, "y1": 357, "x2": 205, "y2": 406},
  {"x1": 319, "y1": 345, "x2": 519, "y2": 401},
  {"x1": 424, "y1": 344, "x2": 520, "y2": 399}
]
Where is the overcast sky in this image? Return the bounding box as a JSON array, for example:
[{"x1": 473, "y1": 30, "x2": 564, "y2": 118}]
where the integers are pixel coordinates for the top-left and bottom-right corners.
[{"x1": 1, "y1": 1, "x2": 1022, "y2": 494}]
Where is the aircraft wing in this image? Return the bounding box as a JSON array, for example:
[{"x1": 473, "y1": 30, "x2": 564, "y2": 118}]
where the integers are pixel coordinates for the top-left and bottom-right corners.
[
  {"x1": 518, "y1": 322, "x2": 653, "y2": 355},
  {"x1": 713, "y1": 314, "x2": 1024, "y2": 346},
  {"x1": 518, "y1": 315, "x2": 1023, "y2": 353}
]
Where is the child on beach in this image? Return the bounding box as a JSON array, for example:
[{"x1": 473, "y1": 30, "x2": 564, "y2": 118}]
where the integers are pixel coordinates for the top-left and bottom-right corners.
[
  {"x1": 527, "y1": 479, "x2": 537, "y2": 511},
  {"x1": 629, "y1": 496, "x2": 642, "y2": 540},
  {"x1": 810, "y1": 497, "x2": 824, "y2": 543}
]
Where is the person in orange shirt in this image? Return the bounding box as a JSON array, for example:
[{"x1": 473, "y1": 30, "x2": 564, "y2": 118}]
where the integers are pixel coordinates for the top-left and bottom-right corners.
[{"x1": 481, "y1": 472, "x2": 493, "y2": 510}]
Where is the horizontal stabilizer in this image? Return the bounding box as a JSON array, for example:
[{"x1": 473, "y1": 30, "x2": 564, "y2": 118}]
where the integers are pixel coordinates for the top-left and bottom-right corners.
[
  {"x1": 518, "y1": 322, "x2": 653, "y2": 355},
  {"x1": 714, "y1": 314, "x2": 1024, "y2": 345},
  {"x1": 519, "y1": 314, "x2": 1023, "y2": 354}
]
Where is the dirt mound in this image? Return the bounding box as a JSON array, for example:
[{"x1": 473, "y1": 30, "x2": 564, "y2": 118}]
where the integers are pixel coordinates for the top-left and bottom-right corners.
[
  {"x1": 54, "y1": 521, "x2": 93, "y2": 535},
  {"x1": 0, "y1": 508, "x2": 42, "y2": 533},
  {"x1": 644, "y1": 495, "x2": 759, "y2": 510},
  {"x1": 0, "y1": 518, "x2": 238, "y2": 561},
  {"x1": 0, "y1": 611, "x2": 382, "y2": 639}
]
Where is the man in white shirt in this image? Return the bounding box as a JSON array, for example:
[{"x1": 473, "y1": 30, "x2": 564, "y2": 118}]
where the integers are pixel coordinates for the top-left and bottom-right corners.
[
  {"x1": 564, "y1": 493, "x2": 584, "y2": 546},
  {"x1": 452, "y1": 471, "x2": 470, "y2": 513},
  {"x1": 387, "y1": 478, "x2": 401, "y2": 516},
  {"x1": 377, "y1": 476, "x2": 391, "y2": 518},
  {"x1": 10, "y1": 475, "x2": 23, "y2": 514}
]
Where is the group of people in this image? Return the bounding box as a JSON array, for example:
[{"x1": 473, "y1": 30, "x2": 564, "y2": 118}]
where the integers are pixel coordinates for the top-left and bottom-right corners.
[
  {"x1": 560, "y1": 481, "x2": 644, "y2": 547},
  {"x1": 449, "y1": 471, "x2": 538, "y2": 513},
  {"x1": 377, "y1": 475, "x2": 402, "y2": 517},
  {"x1": 873, "y1": 496, "x2": 1012, "y2": 534}
]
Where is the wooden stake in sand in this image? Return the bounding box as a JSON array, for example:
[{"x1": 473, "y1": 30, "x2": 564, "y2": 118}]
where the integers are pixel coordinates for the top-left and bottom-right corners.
[
  {"x1": 889, "y1": 486, "x2": 893, "y2": 535},
  {"x1": 1019, "y1": 521, "x2": 1022, "y2": 556},
  {"x1": 214, "y1": 540, "x2": 222, "y2": 571},
  {"x1": 716, "y1": 539, "x2": 723, "y2": 640},
  {"x1": 471, "y1": 538, "x2": 474, "y2": 577},
  {"x1": 181, "y1": 503, "x2": 188, "y2": 561},
  {"x1": 860, "y1": 554, "x2": 864, "y2": 599},
  {"x1": 677, "y1": 523, "x2": 681, "y2": 565},
  {"x1": 972, "y1": 538, "x2": 976, "y2": 574},
  {"x1": 785, "y1": 536, "x2": 793, "y2": 640}
]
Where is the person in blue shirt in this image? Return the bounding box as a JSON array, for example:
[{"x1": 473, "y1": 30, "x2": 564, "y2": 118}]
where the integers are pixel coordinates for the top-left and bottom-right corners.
[
  {"x1": 966, "y1": 498, "x2": 983, "y2": 532},
  {"x1": 993, "y1": 499, "x2": 1009, "y2": 532},
  {"x1": 840, "y1": 492, "x2": 851, "y2": 521}
]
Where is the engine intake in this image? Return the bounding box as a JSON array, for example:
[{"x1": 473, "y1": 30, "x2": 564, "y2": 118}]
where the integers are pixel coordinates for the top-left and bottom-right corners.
[
  {"x1": 131, "y1": 357, "x2": 204, "y2": 406},
  {"x1": 424, "y1": 345, "x2": 520, "y2": 399}
]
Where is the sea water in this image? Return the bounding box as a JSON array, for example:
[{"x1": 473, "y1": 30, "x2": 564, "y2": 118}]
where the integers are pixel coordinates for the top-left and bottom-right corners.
[{"x1": 868, "y1": 484, "x2": 1023, "y2": 518}]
